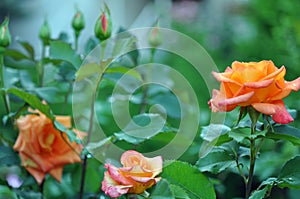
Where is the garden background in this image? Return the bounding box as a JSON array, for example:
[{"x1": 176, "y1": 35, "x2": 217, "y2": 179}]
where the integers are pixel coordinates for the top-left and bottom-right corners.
[{"x1": 1, "y1": 0, "x2": 300, "y2": 198}]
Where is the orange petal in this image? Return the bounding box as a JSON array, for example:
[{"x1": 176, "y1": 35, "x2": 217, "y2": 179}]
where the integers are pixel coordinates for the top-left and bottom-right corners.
[
  {"x1": 244, "y1": 79, "x2": 273, "y2": 88},
  {"x1": 49, "y1": 166, "x2": 63, "y2": 183},
  {"x1": 261, "y1": 66, "x2": 285, "y2": 81},
  {"x1": 218, "y1": 91, "x2": 254, "y2": 107},
  {"x1": 26, "y1": 167, "x2": 46, "y2": 185},
  {"x1": 212, "y1": 71, "x2": 241, "y2": 85},
  {"x1": 56, "y1": 116, "x2": 72, "y2": 128},
  {"x1": 252, "y1": 103, "x2": 276, "y2": 115}
]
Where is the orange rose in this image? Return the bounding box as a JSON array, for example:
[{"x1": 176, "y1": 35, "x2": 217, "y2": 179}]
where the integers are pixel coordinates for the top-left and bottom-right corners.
[
  {"x1": 102, "y1": 150, "x2": 163, "y2": 198},
  {"x1": 209, "y1": 60, "x2": 300, "y2": 124},
  {"x1": 13, "y1": 108, "x2": 83, "y2": 185}
]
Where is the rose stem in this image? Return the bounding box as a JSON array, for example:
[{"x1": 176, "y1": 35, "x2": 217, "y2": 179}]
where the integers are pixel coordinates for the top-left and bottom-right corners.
[
  {"x1": 0, "y1": 53, "x2": 10, "y2": 116},
  {"x1": 79, "y1": 41, "x2": 106, "y2": 199},
  {"x1": 245, "y1": 121, "x2": 257, "y2": 198}
]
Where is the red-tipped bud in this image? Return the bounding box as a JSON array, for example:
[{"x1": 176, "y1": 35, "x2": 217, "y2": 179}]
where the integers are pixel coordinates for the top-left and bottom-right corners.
[
  {"x1": 72, "y1": 9, "x2": 85, "y2": 37},
  {"x1": 94, "y1": 5, "x2": 112, "y2": 41},
  {"x1": 0, "y1": 17, "x2": 11, "y2": 48},
  {"x1": 39, "y1": 19, "x2": 51, "y2": 46},
  {"x1": 149, "y1": 22, "x2": 162, "y2": 48}
]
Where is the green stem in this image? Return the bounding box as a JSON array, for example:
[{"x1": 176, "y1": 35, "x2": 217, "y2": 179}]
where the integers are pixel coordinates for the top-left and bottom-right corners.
[
  {"x1": 0, "y1": 53, "x2": 10, "y2": 115},
  {"x1": 39, "y1": 179, "x2": 45, "y2": 199},
  {"x1": 62, "y1": 81, "x2": 73, "y2": 115},
  {"x1": 39, "y1": 44, "x2": 46, "y2": 87},
  {"x1": 139, "y1": 48, "x2": 155, "y2": 114},
  {"x1": 0, "y1": 54, "x2": 4, "y2": 88},
  {"x1": 79, "y1": 42, "x2": 106, "y2": 199},
  {"x1": 74, "y1": 33, "x2": 79, "y2": 51},
  {"x1": 235, "y1": 153, "x2": 247, "y2": 184},
  {"x1": 245, "y1": 123, "x2": 257, "y2": 199}
]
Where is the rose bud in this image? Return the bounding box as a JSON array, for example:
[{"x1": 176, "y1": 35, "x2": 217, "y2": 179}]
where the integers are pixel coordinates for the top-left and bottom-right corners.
[{"x1": 0, "y1": 17, "x2": 11, "y2": 48}]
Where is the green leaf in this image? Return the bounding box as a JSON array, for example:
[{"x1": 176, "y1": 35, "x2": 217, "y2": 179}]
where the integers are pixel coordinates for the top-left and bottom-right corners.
[
  {"x1": 49, "y1": 41, "x2": 82, "y2": 69},
  {"x1": 115, "y1": 113, "x2": 166, "y2": 143},
  {"x1": 75, "y1": 63, "x2": 102, "y2": 81},
  {"x1": 71, "y1": 160, "x2": 101, "y2": 193},
  {"x1": 14, "y1": 190, "x2": 42, "y2": 199},
  {"x1": 0, "y1": 146, "x2": 20, "y2": 166},
  {"x1": 149, "y1": 179, "x2": 175, "y2": 199},
  {"x1": 161, "y1": 160, "x2": 216, "y2": 199},
  {"x1": 105, "y1": 66, "x2": 142, "y2": 81},
  {"x1": 200, "y1": 124, "x2": 231, "y2": 142},
  {"x1": 249, "y1": 178, "x2": 276, "y2": 199},
  {"x1": 114, "y1": 132, "x2": 145, "y2": 145},
  {"x1": 86, "y1": 137, "x2": 112, "y2": 158},
  {"x1": 17, "y1": 39, "x2": 35, "y2": 60},
  {"x1": 34, "y1": 87, "x2": 65, "y2": 103},
  {"x1": 266, "y1": 125, "x2": 300, "y2": 146},
  {"x1": 0, "y1": 185, "x2": 17, "y2": 199},
  {"x1": 53, "y1": 120, "x2": 81, "y2": 144},
  {"x1": 7, "y1": 87, "x2": 54, "y2": 120},
  {"x1": 112, "y1": 35, "x2": 136, "y2": 57},
  {"x1": 196, "y1": 144, "x2": 236, "y2": 174},
  {"x1": 4, "y1": 57, "x2": 36, "y2": 69},
  {"x1": 4, "y1": 49, "x2": 30, "y2": 60},
  {"x1": 249, "y1": 186, "x2": 268, "y2": 199},
  {"x1": 170, "y1": 184, "x2": 191, "y2": 199},
  {"x1": 278, "y1": 156, "x2": 300, "y2": 189},
  {"x1": 229, "y1": 127, "x2": 266, "y2": 143}
]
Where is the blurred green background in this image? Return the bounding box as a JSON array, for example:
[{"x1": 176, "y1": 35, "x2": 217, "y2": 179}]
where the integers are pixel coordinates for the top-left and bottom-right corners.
[{"x1": 1, "y1": 0, "x2": 300, "y2": 198}]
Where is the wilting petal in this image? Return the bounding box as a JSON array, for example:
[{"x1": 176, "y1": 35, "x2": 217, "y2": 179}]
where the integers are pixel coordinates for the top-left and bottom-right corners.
[
  {"x1": 271, "y1": 101, "x2": 294, "y2": 124},
  {"x1": 102, "y1": 172, "x2": 131, "y2": 198},
  {"x1": 252, "y1": 100, "x2": 293, "y2": 124}
]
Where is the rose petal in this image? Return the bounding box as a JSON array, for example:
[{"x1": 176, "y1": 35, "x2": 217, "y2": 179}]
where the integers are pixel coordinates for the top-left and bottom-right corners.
[
  {"x1": 212, "y1": 71, "x2": 241, "y2": 85},
  {"x1": 49, "y1": 166, "x2": 63, "y2": 183},
  {"x1": 120, "y1": 150, "x2": 145, "y2": 167},
  {"x1": 106, "y1": 164, "x2": 132, "y2": 185},
  {"x1": 285, "y1": 77, "x2": 300, "y2": 91},
  {"x1": 261, "y1": 66, "x2": 286, "y2": 81},
  {"x1": 252, "y1": 100, "x2": 293, "y2": 124},
  {"x1": 252, "y1": 103, "x2": 276, "y2": 115},
  {"x1": 218, "y1": 91, "x2": 255, "y2": 107},
  {"x1": 144, "y1": 156, "x2": 163, "y2": 176},
  {"x1": 102, "y1": 172, "x2": 131, "y2": 198},
  {"x1": 55, "y1": 116, "x2": 72, "y2": 128},
  {"x1": 244, "y1": 79, "x2": 273, "y2": 88},
  {"x1": 25, "y1": 167, "x2": 46, "y2": 185}
]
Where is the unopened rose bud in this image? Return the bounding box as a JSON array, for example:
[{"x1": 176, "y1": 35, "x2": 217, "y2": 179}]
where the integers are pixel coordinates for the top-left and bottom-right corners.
[
  {"x1": 39, "y1": 19, "x2": 51, "y2": 46},
  {"x1": 149, "y1": 22, "x2": 162, "y2": 48},
  {"x1": 72, "y1": 9, "x2": 85, "y2": 37},
  {"x1": 0, "y1": 17, "x2": 11, "y2": 48},
  {"x1": 94, "y1": 5, "x2": 112, "y2": 41}
]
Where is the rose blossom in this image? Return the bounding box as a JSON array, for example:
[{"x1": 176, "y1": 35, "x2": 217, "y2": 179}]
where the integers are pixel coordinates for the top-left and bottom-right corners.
[
  {"x1": 102, "y1": 150, "x2": 163, "y2": 198},
  {"x1": 13, "y1": 108, "x2": 83, "y2": 185},
  {"x1": 209, "y1": 60, "x2": 300, "y2": 124}
]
